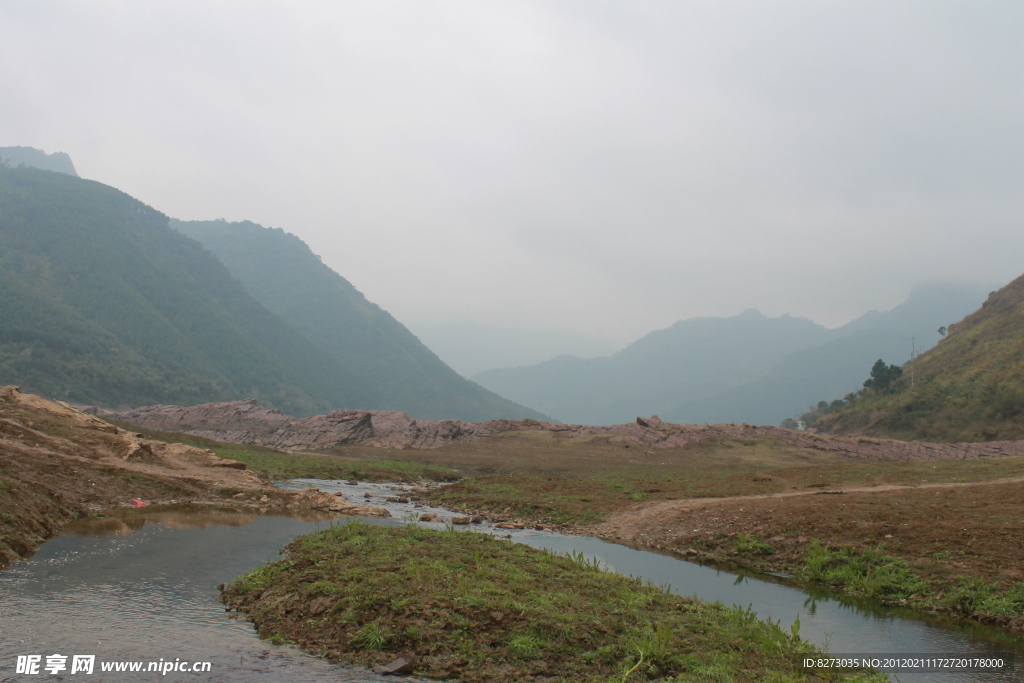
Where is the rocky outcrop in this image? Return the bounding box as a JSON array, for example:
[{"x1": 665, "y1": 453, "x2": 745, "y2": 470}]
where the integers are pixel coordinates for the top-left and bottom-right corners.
[
  {"x1": 114, "y1": 399, "x2": 552, "y2": 450},
  {"x1": 282, "y1": 488, "x2": 389, "y2": 517},
  {"x1": 112, "y1": 400, "x2": 1024, "y2": 463}
]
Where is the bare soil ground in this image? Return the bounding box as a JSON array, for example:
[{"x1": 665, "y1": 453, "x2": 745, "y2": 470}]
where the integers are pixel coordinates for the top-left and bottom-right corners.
[{"x1": 591, "y1": 478, "x2": 1024, "y2": 589}]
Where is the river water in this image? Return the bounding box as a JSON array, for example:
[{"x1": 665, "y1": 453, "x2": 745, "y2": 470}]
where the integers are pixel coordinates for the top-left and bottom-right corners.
[{"x1": 1, "y1": 479, "x2": 1020, "y2": 682}]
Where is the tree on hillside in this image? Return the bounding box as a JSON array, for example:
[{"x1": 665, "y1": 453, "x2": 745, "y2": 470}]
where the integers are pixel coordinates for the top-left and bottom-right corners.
[{"x1": 862, "y1": 359, "x2": 903, "y2": 394}]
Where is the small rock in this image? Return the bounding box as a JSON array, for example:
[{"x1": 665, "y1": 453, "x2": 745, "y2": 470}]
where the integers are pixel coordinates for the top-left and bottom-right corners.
[
  {"x1": 419, "y1": 513, "x2": 440, "y2": 522},
  {"x1": 259, "y1": 495, "x2": 269, "y2": 503},
  {"x1": 372, "y1": 654, "x2": 419, "y2": 675},
  {"x1": 385, "y1": 496, "x2": 410, "y2": 503},
  {"x1": 452, "y1": 516, "x2": 471, "y2": 525}
]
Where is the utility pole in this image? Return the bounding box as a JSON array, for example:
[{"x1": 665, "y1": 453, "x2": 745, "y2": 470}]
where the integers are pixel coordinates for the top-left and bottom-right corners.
[{"x1": 910, "y1": 337, "x2": 915, "y2": 389}]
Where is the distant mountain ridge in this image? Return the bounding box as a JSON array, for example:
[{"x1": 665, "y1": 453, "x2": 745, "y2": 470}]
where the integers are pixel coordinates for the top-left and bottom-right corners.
[
  {"x1": 473, "y1": 284, "x2": 989, "y2": 426},
  {"x1": 474, "y1": 309, "x2": 834, "y2": 424},
  {"x1": 669, "y1": 283, "x2": 990, "y2": 426},
  {"x1": 172, "y1": 219, "x2": 547, "y2": 422}
]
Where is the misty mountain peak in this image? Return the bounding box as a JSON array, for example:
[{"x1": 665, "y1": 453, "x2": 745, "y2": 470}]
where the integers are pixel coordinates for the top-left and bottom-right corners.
[{"x1": 0, "y1": 147, "x2": 78, "y2": 177}]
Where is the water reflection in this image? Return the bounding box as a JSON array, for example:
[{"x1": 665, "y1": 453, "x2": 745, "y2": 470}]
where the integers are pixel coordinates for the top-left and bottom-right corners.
[
  {"x1": 59, "y1": 504, "x2": 342, "y2": 536},
  {"x1": 0, "y1": 506, "x2": 424, "y2": 683}
]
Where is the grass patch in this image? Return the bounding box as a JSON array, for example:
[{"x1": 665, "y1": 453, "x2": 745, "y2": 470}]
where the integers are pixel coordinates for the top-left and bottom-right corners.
[
  {"x1": 801, "y1": 541, "x2": 929, "y2": 600},
  {"x1": 799, "y1": 540, "x2": 1024, "y2": 622},
  {"x1": 221, "y1": 522, "x2": 882, "y2": 682}
]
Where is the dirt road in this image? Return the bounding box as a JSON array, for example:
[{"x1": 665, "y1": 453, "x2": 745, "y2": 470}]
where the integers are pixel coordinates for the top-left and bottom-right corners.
[{"x1": 587, "y1": 473, "x2": 1024, "y2": 628}]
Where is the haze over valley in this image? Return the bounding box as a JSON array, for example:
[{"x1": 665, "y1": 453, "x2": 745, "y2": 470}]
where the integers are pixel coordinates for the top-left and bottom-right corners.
[{"x1": 3, "y1": 5, "x2": 1024, "y2": 680}]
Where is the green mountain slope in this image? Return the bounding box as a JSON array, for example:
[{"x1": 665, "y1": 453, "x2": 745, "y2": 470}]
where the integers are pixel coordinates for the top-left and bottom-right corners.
[
  {"x1": 171, "y1": 219, "x2": 548, "y2": 422},
  {"x1": 0, "y1": 165, "x2": 380, "y2": 415},
  {"x1": 817, "y1": 275, "x2": 1024, "y2": 441}
]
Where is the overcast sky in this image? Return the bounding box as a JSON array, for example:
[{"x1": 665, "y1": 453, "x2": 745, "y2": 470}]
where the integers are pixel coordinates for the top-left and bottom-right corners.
[{"x1": 3, "y1": 1, "x2": 1021, "y2": 374}]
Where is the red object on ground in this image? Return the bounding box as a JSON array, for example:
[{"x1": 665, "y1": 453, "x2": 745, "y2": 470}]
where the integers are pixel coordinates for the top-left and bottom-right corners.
[{"x1": 130, "y1": 499, "x2": 148, "y2": 508}]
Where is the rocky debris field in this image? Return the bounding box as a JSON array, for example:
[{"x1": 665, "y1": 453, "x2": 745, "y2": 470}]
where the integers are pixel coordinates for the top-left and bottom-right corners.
[
  {"x1": 0, "y1": 386, "x2": 387, "y2": 568},
  {"x1": 111, "y1": 400, "x2": 1024, "y2": 463}
]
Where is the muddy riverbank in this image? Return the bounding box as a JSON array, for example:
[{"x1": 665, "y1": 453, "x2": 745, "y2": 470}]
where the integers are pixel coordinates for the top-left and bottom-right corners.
[
  {"x1": 419, "y1": 471, "x2": 1024, "y2": 638},
  {"x1": 0, "y1": 386, "x2": 387, "y2": 569}
]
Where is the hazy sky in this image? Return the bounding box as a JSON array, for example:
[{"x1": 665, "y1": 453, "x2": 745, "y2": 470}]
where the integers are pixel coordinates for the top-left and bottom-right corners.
[{"x1": 3, "y1": 1, "x2": 1022, "y2": 374}]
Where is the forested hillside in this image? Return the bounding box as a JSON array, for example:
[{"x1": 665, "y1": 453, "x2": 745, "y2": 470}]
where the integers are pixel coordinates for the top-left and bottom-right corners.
[
  {"x1": 173, "y1": 219, "x2": 547, "y2": 421},
  {"x1": 0, "y1": 166, "x2": 380, "y2": 415},
  {"x1": 816, "y1": 275, "x2": 1024, "y2": 442}
]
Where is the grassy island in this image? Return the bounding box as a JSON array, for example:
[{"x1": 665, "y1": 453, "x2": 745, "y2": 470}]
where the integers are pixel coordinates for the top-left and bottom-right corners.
[{"x1": 220, "y1": 522, "x2": 883, "y2": 682}]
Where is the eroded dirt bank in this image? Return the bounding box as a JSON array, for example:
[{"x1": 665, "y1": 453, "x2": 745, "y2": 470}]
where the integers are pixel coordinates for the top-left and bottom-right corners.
[
  {"x1": 110, "y1": 400, "x2": 1024, "y2": 461},
  {"x1": 0, "y1": 386, "x2": 386, "y2": 569}
]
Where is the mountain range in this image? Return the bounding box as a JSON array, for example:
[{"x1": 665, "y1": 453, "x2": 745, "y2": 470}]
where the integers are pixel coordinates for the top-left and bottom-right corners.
[
  {"x1": 3, "y1": 147, "x2": 1001, "y2": 431},
  {"x1": 473, "y1": 283, "x2": 990, "y2": 426}
]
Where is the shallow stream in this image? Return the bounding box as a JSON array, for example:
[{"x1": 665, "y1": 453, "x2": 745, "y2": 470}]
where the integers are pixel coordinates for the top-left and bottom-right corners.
[{"x1": 0, "y1": 479, "x2": 1020, "y2": 682}]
